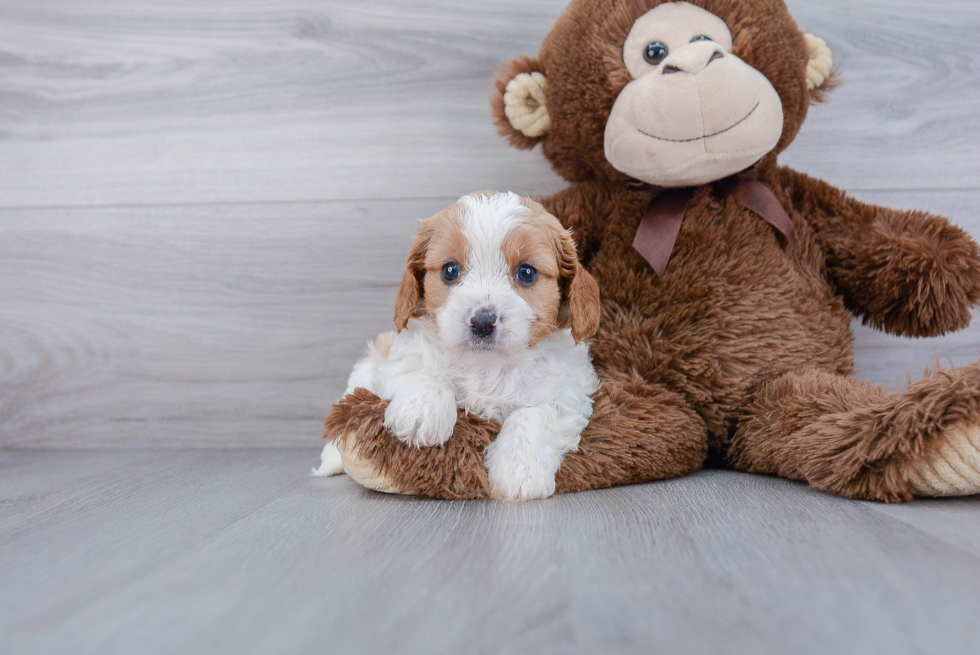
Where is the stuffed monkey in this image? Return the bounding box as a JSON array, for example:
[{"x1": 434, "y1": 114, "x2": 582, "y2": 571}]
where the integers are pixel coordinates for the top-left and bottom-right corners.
[{"x1": 325, "y1": 0, "x2": 980, "y2": 502}]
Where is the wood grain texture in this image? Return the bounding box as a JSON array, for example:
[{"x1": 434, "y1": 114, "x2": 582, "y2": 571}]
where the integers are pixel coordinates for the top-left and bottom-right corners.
[
  {"x1": 0, "y1": 0, "x2": 978, "y2": 448},
  {"x1": 2, "y1": 449, "x2": 979, "y2": 655},
  {"x1": 0, "y1": 198, "x2": 454, "y2": 447},
  {"x1": 2, "y1": 191, "x2": 978, "y2": 447},
  {"x1": 0, "y1": 0, "x2": 978, "y2": 208}
]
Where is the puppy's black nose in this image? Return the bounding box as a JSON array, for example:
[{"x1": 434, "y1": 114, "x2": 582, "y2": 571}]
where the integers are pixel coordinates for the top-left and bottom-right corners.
[{"x1": 470, "y1": 309, "x2": 497, "y2": 338}]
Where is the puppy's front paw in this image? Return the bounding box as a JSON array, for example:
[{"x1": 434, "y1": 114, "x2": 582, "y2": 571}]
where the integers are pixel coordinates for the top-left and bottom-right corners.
[
  {"x1": 485, "y1": 410, "x2": 561, "y2": 501},
  {"x1": 384, "y1": 381, "x2": 457, "y2": 448}
]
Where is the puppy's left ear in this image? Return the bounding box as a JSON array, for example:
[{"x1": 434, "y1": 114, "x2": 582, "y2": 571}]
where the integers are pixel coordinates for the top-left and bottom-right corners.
[
  {"x1": 557, "y1": 230, "x2": 601, "y2": 343},
  {"x1": 393, "y1": 220, "x2": 432, "y2": 331}
]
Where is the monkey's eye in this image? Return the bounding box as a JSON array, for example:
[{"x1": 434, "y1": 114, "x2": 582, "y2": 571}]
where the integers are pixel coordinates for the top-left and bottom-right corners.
[
  {"x1": 516, "y1": 264, "x2": 538, "y2": 285},
  {"x1": 441, "y1": 262, "x2": 461, "y2": 283},
  {"x1": 691, "y1": 35, "x2": 712, "y2": 43},
  {"x1": 643, "y1": 41, "x2": 669, "y2": 65}
]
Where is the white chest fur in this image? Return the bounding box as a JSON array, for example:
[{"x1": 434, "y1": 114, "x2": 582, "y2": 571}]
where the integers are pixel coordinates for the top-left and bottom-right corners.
[{"x1": 374, "y1": 320, "x2": 597, "y2": 427}]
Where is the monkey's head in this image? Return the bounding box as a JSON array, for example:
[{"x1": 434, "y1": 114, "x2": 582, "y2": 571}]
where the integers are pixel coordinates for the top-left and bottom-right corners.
[{"x1": 492, "y1": 0, "x2": 835, "y2": 188}]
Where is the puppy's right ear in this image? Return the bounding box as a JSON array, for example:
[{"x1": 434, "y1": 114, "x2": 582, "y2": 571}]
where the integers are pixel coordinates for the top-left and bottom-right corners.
[
  {"x1": 491, "y1": 56, "x2": 549, "y2": 151},
  {"x1": 393, "y1": 221, "x2": 431, "y2": 331}
]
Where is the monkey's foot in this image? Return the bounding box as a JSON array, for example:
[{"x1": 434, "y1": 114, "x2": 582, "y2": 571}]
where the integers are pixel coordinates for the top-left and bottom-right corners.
[
  {"x1": 909, "y1": 422, "x2": 980, "y2": 497},
  {"x1": 322, "y1": 389, "x2": 495, "y2": 500},
  {"x1": 339, "y1": 443, "x2": 404, "y2": 495}
]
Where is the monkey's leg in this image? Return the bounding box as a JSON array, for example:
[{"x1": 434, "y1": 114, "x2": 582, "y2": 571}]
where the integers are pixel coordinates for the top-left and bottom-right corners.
[
  {"x1": 555, "y1": 378, "x2": 707, "y2": 493},
  {"x1": 729, "y1": 365, "x2": 980, "y2": 502},
  {"x1": 324, "y1": 379, "x2": 708, "y2": 500}
]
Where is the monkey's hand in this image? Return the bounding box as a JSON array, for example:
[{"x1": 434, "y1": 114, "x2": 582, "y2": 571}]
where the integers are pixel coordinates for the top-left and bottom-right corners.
[{"x1": 780, "y1": 166, "x2": 980, "y2": 337}]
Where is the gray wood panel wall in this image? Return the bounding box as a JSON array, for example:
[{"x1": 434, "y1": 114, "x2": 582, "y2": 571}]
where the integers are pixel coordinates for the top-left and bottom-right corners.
[{"x1": 2, "y1": 0, "x2": 979, "y2": 447}]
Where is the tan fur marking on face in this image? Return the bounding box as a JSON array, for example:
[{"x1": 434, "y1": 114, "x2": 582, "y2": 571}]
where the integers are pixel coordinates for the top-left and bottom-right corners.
[
  {"x1": 504, "y1": 201, "x2": 568, "y2": 346},
  {"x1": 393, "y1": 204, "x2": 468, "y2": 331},
  {"x1": 420, "y1": 204, "x2": 468, "y2": 326},
  {"x1": 393, "y1": 222, "x2": 430, "y2": 331},
  {"x1": 513, "y1": 198, "x2": 601, "y2": 344}
]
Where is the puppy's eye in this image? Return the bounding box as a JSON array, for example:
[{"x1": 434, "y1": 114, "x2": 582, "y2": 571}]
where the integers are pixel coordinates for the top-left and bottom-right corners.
[
  {"x1": 691, "y1": 35, "x2": 712, "y2": 43},
  {"x1": 516, "y1": 264, "x2": 537, "y2": 285},
  {"x1": 441, "y1": 262, "x2": 461, "y2": 283},
  {"x1": 643, "y1": 41, "x2": 669, "y2": 65}
]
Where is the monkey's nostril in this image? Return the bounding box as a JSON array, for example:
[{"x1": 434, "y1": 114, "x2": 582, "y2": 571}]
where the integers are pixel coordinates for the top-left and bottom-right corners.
[
  {"x1": 662, "y1": 65, "x2": 682, "y2": 75},
  {"x1": 707, "y1": 50, "x2": 724, "y2": 65}
]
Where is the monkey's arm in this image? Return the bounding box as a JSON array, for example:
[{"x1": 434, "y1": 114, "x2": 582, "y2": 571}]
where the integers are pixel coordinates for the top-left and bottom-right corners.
[
  {"x1": 778, "y1": 166, "x2": 980, "y2": 337},
  {"x1": 539, "y1": 180, "x2": 615, "y2": 265}
]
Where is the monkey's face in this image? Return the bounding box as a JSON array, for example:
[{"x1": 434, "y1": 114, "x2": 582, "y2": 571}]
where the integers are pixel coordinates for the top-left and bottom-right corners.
[
  {"x1": 604, "y1": 2, "x2": 784, "y2": 188},
  {"x1": 491, "y1": 0, "x2": 835, "y2": 187}
]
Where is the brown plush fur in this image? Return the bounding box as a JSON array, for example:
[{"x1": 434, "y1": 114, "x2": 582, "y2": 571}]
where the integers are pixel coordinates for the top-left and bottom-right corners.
[
  {"x1": 325, "y1": 380, "x2": 706, "y2": 499},
  {"x1": 325, "y1": 0, "x2": 980, "y2": 502},
  {"x1": 730, "y1": 363, "x2": 980, "y2": 501},
  {"x1": 326, "y1": 389, "x2": 494, "y2": 500}
]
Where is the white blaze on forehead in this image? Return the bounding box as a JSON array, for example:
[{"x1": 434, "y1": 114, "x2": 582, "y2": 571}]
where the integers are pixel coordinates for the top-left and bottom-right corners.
[{"x1": 457, "y1": 192, "x2": 530, "y2": 284}]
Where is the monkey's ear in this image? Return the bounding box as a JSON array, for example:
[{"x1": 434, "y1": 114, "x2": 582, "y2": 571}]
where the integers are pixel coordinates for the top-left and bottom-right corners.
[
  {"x1": 393, "y1": 221, "x2": 431, "y2": 331},
  {"x1": 804, "y1": 33, "x2": 837, "y2": 103},
  {"x1": 491, "y1": 56, "x2": 549, "y2": 150}
]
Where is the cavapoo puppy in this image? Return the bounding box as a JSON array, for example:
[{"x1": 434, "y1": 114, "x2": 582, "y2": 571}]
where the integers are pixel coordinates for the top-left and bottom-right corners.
[{"x1": 315, "y1": 191, "x2": 601, "y2": 500}]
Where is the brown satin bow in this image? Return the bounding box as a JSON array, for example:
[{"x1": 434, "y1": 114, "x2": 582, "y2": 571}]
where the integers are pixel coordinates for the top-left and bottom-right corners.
[{"x1": 630, "y1": 176, "x2": 797, "y2": 276}]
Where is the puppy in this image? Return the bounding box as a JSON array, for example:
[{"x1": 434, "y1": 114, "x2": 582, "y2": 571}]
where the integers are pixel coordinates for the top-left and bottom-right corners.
[{"x1": 315, "y1": 191, "x2": 601, "y2": 500}]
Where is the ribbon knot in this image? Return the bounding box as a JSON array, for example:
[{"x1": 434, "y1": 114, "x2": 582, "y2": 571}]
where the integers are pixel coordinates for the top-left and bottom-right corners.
[{"x1": 631, "y1": 176, "x2": 797, "y2": 276}]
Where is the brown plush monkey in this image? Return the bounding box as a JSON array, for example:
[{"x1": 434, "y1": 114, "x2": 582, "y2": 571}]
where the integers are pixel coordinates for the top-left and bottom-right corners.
[{"x1": 325, "y1": 0, "x2": 980, "y2": 502}]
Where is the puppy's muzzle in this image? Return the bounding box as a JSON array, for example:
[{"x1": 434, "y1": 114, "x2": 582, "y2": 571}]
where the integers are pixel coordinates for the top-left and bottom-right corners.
[{"x1": 469, "y1": 308, "x2": 497, "y2": 339}]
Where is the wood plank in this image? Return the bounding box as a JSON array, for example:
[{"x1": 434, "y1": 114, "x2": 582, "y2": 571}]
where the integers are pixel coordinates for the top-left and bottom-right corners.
[
  {"x1": 868, "y1": 497, "x2": 980, "y2": 564},
  {"x1": 0, "y1": 0, "x2": 977, "y2": 208},
  {"x1": 782, "y1": 0, "x2": 980, "y2": 193},
  {"x1": 0, "y1": 198, "x2": 451, "y2": 447},
  {"x1": 2, "y1": 450, "x2": 980, "y2": 655},
  {"x1": 2, "y1": 190, "x2": 979, "y2": 447},
  {"x1": 0, "y1": 449, "x2": 173, "y2": 524},
  {"x1": 0, "y1": 0, "x2": 567, "y2": 207}
]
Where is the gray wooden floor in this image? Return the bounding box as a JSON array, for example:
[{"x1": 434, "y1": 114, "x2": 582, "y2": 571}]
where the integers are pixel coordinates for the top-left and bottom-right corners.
[
  {"x1": 2, "y1": 0, "x2": 980, "y2": 653},
  {"x1": 3, "y1": 450, "x2": 980, "y2": 655}
]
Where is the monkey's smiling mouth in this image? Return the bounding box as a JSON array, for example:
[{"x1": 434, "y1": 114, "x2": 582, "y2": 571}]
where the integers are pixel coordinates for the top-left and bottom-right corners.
[{"x1": 638, "y1": 102, "x2": 760, "y2": 143}]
